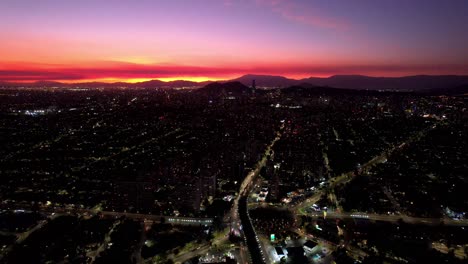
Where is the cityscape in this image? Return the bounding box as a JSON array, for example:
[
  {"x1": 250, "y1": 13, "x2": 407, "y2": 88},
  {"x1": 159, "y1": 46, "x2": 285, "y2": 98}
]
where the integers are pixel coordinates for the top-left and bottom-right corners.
[
  {"x1": 1, "y1": 78, "x2": 467, "y2": 263},
  {"x1": 1, "y1": 1, "x2": 468, "y2": 264}
]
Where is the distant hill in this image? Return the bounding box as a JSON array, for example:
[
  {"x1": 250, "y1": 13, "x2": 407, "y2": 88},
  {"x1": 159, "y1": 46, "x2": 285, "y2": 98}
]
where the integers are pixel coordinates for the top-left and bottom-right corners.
[
  {"x1": 231, "y1": 74, "x2": 298, "y2": 88},
  {"x1": 195, "y1": 81, "x2": 252, "y2": 97},
  {"x1": 301, "y1": 75, "x2": 468, "y2": 91},
  {"x1": 137, "y1": 79, "x2": 209, "y2": 88},
  {"x1": 231, "y1": 74, "x2": 468, "y2": 91},
  {"x1": 281, "y1": 85, "x2": 347, "y2": 95},
  {"x1": 227, "y1": 74, "x2": 468, "y2": 91},
  {"x1": 280, "y1": 84, "x2": 416, "y2": 97}
]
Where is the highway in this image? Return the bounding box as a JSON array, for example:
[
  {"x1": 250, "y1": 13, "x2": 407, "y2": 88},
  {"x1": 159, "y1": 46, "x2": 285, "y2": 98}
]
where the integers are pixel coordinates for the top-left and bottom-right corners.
[
  {"x1": 10, "y1": 204, "x2": 214, "y2": 226},
  {"x1": 230, "y1": 122, "x2": 446, "y2": 264},
  {"x1": 171, "y1": 124, "x2": 283, "y2": 264},
  {"x1": 302, "y1": 211, "x2": 468, "y2": 226},
  {"x1": 170, "y1": 235, "x2": 228, "y2": 264},
  {"x1": 229, "y1": 126, "x2": 283, "y2": 263},
  {"x1": 2, "y1": 126, "x2": 282, "y2": 264},
  {"x1": 238, "y1": 127, "x2": 283, "y2": 263},
  {"x1": 239, "y1": 196, "x2": 266, "y2": 264},
  {"x1": 6, "y1": 122, "x2": 450, "y2": 263}
]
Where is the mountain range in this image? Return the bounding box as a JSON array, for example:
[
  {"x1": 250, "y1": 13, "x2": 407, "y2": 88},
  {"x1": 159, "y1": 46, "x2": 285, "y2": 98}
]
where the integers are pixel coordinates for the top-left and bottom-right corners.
[
  {"x1": 233, "y1": 74, "x2": 468, "y2": 91},
  {"x1": 2, "y1": 74, "x2": 468, "y2": 92}
]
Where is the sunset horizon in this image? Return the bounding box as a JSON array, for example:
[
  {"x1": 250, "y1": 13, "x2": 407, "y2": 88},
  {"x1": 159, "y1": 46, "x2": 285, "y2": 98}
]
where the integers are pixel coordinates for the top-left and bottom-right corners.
[{"x1": 2, "y1": 61, "x2": 468, "y2": 84}]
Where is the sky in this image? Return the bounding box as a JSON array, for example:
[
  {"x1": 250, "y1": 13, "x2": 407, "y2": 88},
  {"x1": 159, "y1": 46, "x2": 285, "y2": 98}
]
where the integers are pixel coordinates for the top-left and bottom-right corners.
[{"x1": 1, "y1": 0, "x2": 467, "y2": 83}]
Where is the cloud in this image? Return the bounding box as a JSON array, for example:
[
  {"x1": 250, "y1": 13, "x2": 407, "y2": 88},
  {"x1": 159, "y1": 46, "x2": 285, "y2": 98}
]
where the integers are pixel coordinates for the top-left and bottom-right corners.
[
  {"x1": 0, "y1": 70, "x2": 85, "y2": 81},
  {"x1": 256, "y1": 0, "x2": 348, "y2": 30},
  {"x1": 1, "y1": 61, "x2": 467, "y2": 82},
  {"x1": 0, "y1": 63, "x2": 245, "y2": 81}
]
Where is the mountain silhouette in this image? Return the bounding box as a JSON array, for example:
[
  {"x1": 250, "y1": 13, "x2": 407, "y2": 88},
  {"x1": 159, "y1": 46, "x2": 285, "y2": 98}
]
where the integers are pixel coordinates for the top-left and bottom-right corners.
[
  {"x1": 232, "y1": 74, "x2": 468, "y2": 91},
  {"x1": 301, "y1": 75, "x2": 468, "y2": 90},
  {"x1": 231, "y1": 74, "x2": 297, "y2": 87},
  {"x1": 2, "y1": 74, "x2": 468, "y2": 93},
  {"x1": 195, "y1": 81, "x2": 252, "y2": 97}
]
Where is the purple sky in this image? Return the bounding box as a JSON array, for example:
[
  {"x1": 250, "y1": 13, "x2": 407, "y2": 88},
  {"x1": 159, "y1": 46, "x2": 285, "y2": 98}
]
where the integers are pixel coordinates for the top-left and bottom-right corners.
[{"x1": 1, "y1": 0, "x2": 467, "y2": 82}]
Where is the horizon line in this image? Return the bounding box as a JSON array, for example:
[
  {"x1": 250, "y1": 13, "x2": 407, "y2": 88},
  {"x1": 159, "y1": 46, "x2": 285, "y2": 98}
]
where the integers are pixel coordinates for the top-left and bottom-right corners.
[{"x1": 2, "y1": 73, "x2": 468, "y2": 85}]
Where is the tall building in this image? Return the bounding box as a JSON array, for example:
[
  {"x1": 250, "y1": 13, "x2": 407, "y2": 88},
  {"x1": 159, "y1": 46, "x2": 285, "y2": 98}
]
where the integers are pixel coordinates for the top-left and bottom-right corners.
[
  {"x1": 252, "y1": 79, "x2": 256, "y2": 94},
  {"x1": 270, "y1": 163, "x2": 281, "y2": 202}
]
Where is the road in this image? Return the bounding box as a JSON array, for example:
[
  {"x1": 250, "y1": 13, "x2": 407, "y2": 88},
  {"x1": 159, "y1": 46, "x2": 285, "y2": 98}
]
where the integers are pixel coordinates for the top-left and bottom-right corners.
[
  {"x1": 292, "y1": 122, "x2": 468, "y2": 228},
  {"x1": 171, "y1": 124, "x2": 284, "y2": 264},
  {"x1": 236, "y1": 128, "x2": 283, "y2": 264},
  {"x1": 302, "y1": 211, "x2": 468, "y2": 226},
  {"x1": 170, "y1": 235, "x2": 228, "y2": 264},
  {"x1": 294, "y1": 227, "x2": 368, "y2": 260},
  {"x1": 88, "y1": 220, "x2": 121, "y2": 263},
  {"x1": 0, "y1": 213, "x2": 60, "y2": 262},
  {"x1": 15, "y1": 205, "x2": 214, "y2": 226},
  {"x1": 3, "y1": 121, "x2": 452, "y2": 263},
  {"x1": 294, "y1": 121, "x2": 444, "y2": 214},
  {"x1": 131, "y1": 221, "x2": 146, "y2": 264},
  {"x1": 230, "y1": 128, "x2": 283, "y2": 231}
]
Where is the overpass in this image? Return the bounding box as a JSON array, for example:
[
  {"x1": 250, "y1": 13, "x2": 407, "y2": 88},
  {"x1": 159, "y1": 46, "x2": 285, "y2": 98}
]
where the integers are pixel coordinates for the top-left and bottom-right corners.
[
  {"x1": 6, "y1": 205, "x2": 214, "y2": 226},
  {"x1": 301, "y1": 211, "x2": 468, "y2": 226}
]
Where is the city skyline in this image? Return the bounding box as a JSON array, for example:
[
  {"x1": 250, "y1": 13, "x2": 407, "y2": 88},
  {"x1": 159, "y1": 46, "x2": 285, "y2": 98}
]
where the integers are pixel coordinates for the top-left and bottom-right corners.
[
  {"x1": 1, "y1": 2, "x2": 467, "y2": 263},
  {"x1": 1, "y1": 0, "x2": 468, "y2": 83}
]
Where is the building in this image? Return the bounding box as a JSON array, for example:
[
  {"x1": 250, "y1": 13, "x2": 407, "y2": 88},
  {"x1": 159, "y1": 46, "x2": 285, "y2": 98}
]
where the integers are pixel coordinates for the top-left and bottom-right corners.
[{"x1": 303, "y1": 240, "x2": 318, "y2": 253}]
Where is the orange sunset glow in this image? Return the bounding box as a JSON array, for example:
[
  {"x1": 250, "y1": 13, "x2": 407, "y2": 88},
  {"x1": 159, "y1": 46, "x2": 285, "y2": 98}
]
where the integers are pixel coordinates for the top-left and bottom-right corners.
[{"x1": 1, "y1": 0, "x2": 467, "y2": 83}]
